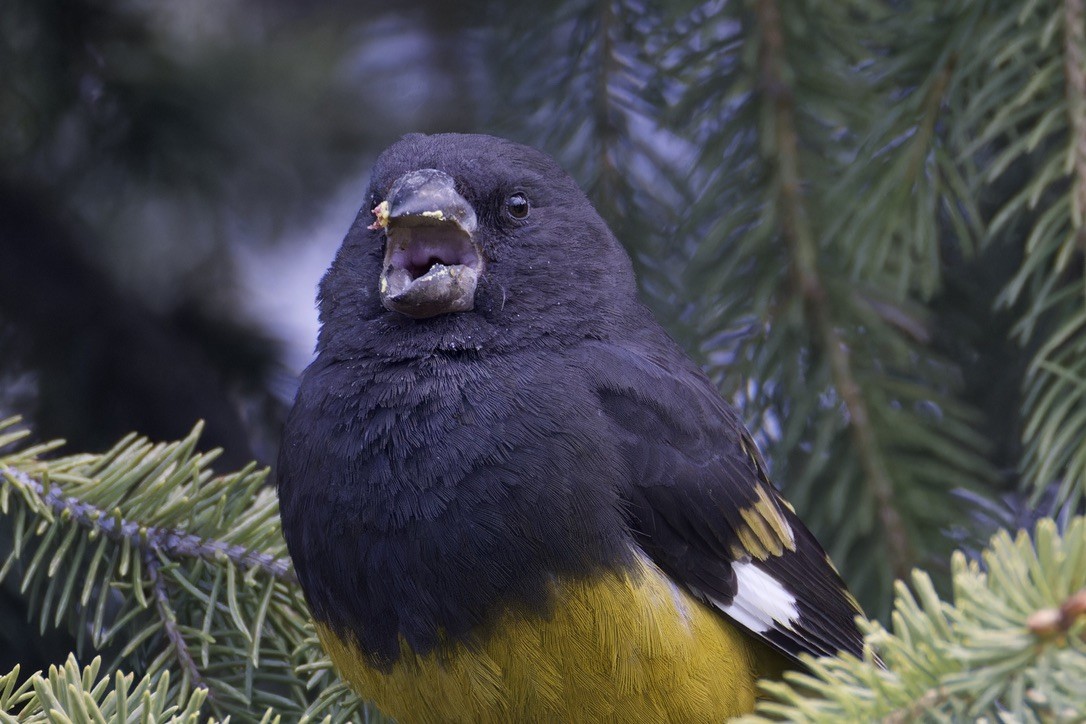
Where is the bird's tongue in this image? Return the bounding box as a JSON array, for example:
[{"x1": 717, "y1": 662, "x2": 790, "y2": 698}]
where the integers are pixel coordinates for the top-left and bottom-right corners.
[
  {"x1": 380, "y1": 226, "x2": 482, "y2": 318},
  {"x1": 389, "y1": 228, "x2": 478, "y2": 281}
]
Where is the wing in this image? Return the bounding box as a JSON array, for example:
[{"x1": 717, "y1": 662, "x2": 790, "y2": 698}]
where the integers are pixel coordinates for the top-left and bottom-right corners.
[{"x1": 575, "y1": 339, "x2": 866, "y2": 663}]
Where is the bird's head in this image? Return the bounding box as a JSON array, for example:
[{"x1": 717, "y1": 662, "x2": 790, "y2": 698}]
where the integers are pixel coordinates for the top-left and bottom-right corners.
[{"x1": 317, "y1": 133, "x2": 640, "y2": 357}]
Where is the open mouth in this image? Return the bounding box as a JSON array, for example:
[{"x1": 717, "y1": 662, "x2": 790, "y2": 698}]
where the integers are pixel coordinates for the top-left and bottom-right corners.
[{"x1": 375, "y1": 169, "x2": 483, "y2": 319}]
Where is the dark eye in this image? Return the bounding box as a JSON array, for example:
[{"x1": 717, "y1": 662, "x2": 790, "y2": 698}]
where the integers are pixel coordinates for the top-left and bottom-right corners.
[{"x1": 505, "y1": 192, "x2": 530, "y2": 219}]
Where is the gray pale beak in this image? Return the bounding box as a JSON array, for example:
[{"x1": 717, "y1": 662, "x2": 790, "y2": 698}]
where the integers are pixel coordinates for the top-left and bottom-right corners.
[{"x1": 376, "y1": 169, "x2": 482, "y2": 319}]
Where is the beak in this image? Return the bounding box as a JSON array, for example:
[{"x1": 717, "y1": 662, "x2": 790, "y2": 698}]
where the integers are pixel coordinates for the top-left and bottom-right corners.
[{"x1": 375, "y1": 169, "x2": 483, "y2": 319}]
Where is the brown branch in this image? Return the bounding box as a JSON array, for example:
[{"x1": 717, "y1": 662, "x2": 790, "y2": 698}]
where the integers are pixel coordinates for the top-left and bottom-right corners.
[
  {"x1": 594, "y1": 0, "x2": 620, "y2": 208},
  {"x1": 1027, "y1": 587, "x2": 1086, "y2": 636},
  {"x1": 754, "y1": 0, "x2": 913, "y2": 579},
  {"x1": 144, "y1": 549, "x2": 208, "y2": 695},
  {"x1": 1064, "y1": 0, "x2": 1086, "y2": 249},
  {"x1": 904, "y1": 56, "x2": 956, "y2": 184}
]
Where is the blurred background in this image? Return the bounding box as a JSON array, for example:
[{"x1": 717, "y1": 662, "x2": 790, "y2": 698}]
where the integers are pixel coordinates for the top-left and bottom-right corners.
[{"x1": 2, "y1": 0, "x2": 1084, "y2": 674}]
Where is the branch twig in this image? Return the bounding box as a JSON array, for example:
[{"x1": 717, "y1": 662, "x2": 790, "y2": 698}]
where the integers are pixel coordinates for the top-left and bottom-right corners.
[
  {"x1": 144, "y1": 549, "x2": 208, "y2": 694},
  {"x1": 754, "y1": 0, "x2": 913, "y2": 579},
  {"x1": 0, "y1": 466, "x2": 296, "y2": 583},
  {"x1": 1064, "y1": 0, "x2": 1086, "y2": 248},
  {"x1": 594, "y1": 0, "x2": 620, "y2": 209}
]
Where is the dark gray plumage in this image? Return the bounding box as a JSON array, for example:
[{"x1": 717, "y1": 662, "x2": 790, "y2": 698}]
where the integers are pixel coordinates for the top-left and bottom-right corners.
[{"x1": 277, "y1": 133, "x2": 865, "y2": 671}]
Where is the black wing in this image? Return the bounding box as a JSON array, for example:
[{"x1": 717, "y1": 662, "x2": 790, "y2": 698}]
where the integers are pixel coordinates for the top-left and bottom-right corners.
[{"x1": 575, "y1": 338, "x2": 866, "y2": 663}]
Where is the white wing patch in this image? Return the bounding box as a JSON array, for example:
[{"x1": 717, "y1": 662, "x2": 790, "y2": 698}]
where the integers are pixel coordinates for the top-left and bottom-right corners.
[{"x1": 714, "y1": 560, "x2": 799, "y2": 633}]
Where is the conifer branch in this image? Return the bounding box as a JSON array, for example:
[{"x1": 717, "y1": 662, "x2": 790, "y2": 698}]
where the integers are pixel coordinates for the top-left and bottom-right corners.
[
  {"x1": 754, "y1": 0, "x2": 912, "y2": 579},
  {"x1": 905, "y1": 57, "x2": 956, "y2": 186},
  {"x1": 746, "y1": 517, "x2": 1086, "y2": 722},
  {"x1": 1065, "y1": 0, "x2": 1086, "y2": 245},
  {"x1": 0, "y1": 466, "x2": 296, "y2": 584},
  {"x1": 0, "y1": 656, "x2": 211, "y2": 722},
  {"x1": 0, "y1": 420, "x2": 342, "y2": 719},
  {"x1": 144, "y1": 549, "x2": 208, "y2": 696},
  {"x1": 594, "y1": 0, "x2": 619, "y2": 199}
]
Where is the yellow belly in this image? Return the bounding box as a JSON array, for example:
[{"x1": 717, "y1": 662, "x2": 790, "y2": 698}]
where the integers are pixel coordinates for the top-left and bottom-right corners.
[{"x1": 315, "y1": 555, "x2": 781, "y2": 723}]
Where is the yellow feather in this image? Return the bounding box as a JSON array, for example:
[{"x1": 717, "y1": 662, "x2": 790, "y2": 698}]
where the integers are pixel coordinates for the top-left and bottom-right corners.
[{"x1": 316, "y1": 554, "x2": 784, "y2": 723}]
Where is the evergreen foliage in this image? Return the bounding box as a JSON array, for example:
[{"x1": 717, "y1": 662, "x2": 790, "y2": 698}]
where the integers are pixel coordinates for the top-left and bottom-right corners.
[
  {"x1": 0, "y1": 418, "x2": 373, "y2": 721},
  {"x1": 3, "y1": 420, "x2": 1083, "y2": 720},
  {"x1": 3, "y1": 0, "x2": 1086, "y2": 719},
  {"x1": 0, "y1": 656, "x2": 211, "y2": 723},
  {"x1": 746, "y1": 517, "x2": 1086, "y2": 722}
]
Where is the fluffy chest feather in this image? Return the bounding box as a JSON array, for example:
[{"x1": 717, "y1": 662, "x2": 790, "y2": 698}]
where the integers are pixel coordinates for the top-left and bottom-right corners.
[
  {"x1": 316, "y1": 553, "x2": 780, "y2": 723},
  {"x1": 279, "y1": 353, "x2": 632, "y2": 662}
]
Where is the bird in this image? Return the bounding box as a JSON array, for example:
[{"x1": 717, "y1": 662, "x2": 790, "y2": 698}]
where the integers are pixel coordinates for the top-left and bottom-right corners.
[{"x1": 277, "y1": 132, "x2": 867, "y2": 722}]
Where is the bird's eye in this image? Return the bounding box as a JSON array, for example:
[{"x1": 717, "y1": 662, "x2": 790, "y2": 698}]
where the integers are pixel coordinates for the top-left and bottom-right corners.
[{"x1": 505, "y1": 193, "x2": 530, "y2": 219}]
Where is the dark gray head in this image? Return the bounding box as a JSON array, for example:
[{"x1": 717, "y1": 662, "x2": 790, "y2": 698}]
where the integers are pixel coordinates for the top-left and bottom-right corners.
[{"x1": 316, "y1": 133, "x2": 640, "y2": 358}]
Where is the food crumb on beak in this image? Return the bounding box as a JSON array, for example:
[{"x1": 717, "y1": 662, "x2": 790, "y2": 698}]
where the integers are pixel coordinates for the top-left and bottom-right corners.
[{"x1": 369, "y1": 200, "x2": 390, "y2": 230}]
